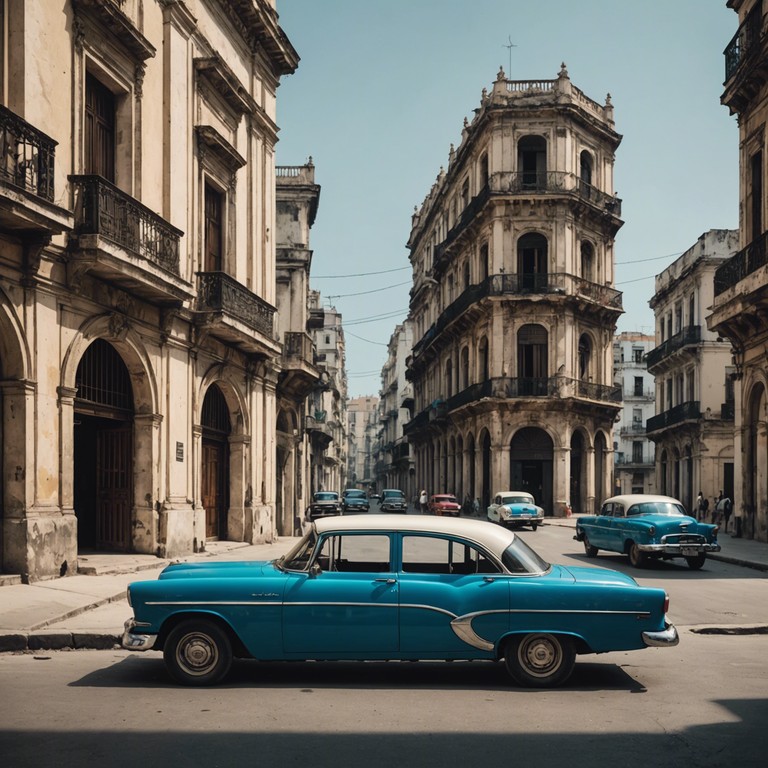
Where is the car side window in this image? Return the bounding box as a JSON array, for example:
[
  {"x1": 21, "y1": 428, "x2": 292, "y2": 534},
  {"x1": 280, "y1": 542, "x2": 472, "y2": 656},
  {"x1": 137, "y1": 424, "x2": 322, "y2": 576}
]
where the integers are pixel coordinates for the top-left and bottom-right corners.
[
  {"x1": 615, "y1": 504, "x2": 625, "y2": 518},
  {"x1": 314, "y1": 534, "x2": 391, "y2": 573},
  {"x1": 600, "y1": 503, "x2": 611, "y2": 517},
  {"x1": 401, "y1": 535, "x2": 500, "y2": 575}
]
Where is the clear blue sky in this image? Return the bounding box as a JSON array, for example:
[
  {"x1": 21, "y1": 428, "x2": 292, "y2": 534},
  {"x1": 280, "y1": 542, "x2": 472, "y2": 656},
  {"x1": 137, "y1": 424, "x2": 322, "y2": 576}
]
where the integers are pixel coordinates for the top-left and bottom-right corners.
[{"x1": 275, "y1": 0, "x2": 738, "y2": 398}]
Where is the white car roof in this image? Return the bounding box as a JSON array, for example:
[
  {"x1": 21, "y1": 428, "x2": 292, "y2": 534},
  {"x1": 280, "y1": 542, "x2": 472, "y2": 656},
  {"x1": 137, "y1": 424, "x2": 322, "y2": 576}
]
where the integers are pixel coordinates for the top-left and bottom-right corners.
[
  {"x1": 496, "y1": 491, "x2": 534, "y2": 498},
  {"x1": 314, "y1": 514, "x2": 516, "y2": 558},
  {"x1": 603, "y1": 494, "x2": 683, "y2": 506}
]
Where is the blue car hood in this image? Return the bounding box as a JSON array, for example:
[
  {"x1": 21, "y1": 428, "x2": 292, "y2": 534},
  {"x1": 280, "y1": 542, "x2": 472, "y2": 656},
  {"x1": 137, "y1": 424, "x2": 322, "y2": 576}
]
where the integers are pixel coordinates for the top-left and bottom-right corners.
[{"x1": 158, "y1": 560, "x2": 274, "y2": 580}]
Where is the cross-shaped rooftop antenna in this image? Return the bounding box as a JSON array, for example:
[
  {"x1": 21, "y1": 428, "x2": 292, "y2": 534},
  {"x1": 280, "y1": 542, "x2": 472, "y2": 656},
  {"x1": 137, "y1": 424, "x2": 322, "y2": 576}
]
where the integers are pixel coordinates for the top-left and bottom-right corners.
[{"x1": 503, "y1": 36, "x2": 517, "y2": 77}]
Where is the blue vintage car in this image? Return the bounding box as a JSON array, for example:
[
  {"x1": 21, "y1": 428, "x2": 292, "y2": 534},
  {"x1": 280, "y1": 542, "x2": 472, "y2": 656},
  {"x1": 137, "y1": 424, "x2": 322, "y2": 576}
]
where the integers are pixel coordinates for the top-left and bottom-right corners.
[
  {"x1": 487, "y1": 490, "x2": 545, "y2": 530},
  {"x1": 574, "y1": 494, "x2": 721, "y2": 570},
  {"x1": 341, "y1": 488, "x2": 370, "y2": 514},
  {"x1": 122, "y1": 516, "x2": 677, "y2": 688}
]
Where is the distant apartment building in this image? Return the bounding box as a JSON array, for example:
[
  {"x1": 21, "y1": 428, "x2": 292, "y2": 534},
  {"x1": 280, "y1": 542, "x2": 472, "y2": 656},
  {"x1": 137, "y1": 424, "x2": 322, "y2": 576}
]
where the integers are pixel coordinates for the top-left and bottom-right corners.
[
  {"x1": 708, "y1": 0, "x2": 768, "y2": 540},
  {"x1": 647, "y1": 230, "x2": 738, "y2": 514},
  {"x1": 375, "y1": 323, "x2": 415, "y2": 500},
  {"x1": 405, "y1": 65, "x2": 623, "y2": 516},
  {"x1": 308, "y1": 294, "x2": 347, "y2": 494},
  {"x1": 347, "y1": 396, "x2": 380, "y2": 490},
  {"x1": 613, "y1": 333, "x2": 655, "y2": 495},
  {"x1": 275, "y1": 162, "x2": 322, "y2": 535}
]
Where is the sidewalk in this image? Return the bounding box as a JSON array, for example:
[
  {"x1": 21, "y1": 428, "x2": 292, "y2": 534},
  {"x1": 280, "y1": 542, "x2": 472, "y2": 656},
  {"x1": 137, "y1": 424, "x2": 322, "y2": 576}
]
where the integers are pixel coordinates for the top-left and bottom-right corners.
[{"x1": 1, "y1": 520, "x2": 766, "y2": 653}]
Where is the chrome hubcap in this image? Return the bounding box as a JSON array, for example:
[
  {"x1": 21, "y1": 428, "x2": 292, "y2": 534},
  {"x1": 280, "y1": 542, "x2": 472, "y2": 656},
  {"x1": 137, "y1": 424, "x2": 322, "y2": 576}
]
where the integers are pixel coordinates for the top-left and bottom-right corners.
[{"x1": 178, "y1": 633, "x2": 218, "y2": 674}]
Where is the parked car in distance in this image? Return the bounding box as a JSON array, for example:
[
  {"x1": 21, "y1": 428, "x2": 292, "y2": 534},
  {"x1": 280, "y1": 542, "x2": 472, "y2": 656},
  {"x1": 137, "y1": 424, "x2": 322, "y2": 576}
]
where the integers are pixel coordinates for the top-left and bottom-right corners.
[
  {"x1": 378, "y1": 488, "x2": 408, "y2": 513},
  {"x1": 307, "y1": 491, "x2": 341, "y2": 521},
  {"x1": 487, "y1": 491, "x2": 544, "y2": 530},
  {"x1": 574, "y1": 493, "x2": 721, "y2": 569},
  {"x1": 428, "y1": 494, "x2": 461, "y2": 516},
  {"x1": 341, "y1": 489, "x2": 370, "y2": 514},
  {"x1": 122, "y1": 515, "x2": 678, "y2": 688}
]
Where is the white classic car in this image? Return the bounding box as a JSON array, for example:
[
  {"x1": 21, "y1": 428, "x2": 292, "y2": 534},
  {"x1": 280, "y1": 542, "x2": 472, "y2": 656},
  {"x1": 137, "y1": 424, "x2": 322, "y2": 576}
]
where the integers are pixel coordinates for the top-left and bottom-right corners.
[{"x1": 487, "y1": 491, "x2": 545, "y2": 530}]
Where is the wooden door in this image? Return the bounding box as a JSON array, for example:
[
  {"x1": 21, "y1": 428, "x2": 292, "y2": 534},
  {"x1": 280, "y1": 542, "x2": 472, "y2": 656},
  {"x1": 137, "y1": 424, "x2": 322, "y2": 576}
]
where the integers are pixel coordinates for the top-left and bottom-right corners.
[
  {"x1": 202, "y1": 439, "x2": 226, "y2": 539},
  {"x1": 95, "y1": 427, "x2": 132, "y2": 550}
]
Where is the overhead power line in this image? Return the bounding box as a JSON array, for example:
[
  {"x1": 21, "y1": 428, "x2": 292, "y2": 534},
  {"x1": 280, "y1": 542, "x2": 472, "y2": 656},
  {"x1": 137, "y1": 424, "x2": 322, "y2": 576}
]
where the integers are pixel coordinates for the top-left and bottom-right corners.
[{"x1": 313, "y1": 266, "x2": 410, "y2": 279}]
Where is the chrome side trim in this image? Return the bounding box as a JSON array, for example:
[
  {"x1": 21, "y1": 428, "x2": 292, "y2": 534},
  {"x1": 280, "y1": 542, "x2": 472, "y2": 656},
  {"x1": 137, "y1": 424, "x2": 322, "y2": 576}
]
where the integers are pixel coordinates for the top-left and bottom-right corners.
[{"x1": 451, "y1": 615, "x2": 494, "y2": 651}]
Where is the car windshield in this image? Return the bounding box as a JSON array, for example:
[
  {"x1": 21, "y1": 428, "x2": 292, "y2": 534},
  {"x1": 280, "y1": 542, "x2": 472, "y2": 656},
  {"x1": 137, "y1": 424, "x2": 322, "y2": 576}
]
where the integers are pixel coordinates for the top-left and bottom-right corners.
[
  {"x1": 384, "y1": 491, "x2": 404, "y2": 498},
  {"x1": 315, "y1": 493, "x2": 338, "y2": 501},
  {"x1": 627, "y1": 501, "x2": 686, "y2": 517},
  {"x1": 344, "y1": 490, "x2": 366, "y2": 499},
  {"x1": 501, "y1": 535, "x2": 550, "y2": 574},
  {"x1": 277, "y1": 529, "x2": 319, "y2": 571},
  {"x1": 435, "y1": 496, "x2": 457, "y2": 503},
  {"x1": 502, "y1": 496, "x2": 532, "y2": 505}
]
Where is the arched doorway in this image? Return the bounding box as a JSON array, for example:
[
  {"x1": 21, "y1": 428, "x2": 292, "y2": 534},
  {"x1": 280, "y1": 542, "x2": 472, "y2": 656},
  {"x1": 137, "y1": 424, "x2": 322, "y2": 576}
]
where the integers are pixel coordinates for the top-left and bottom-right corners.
[
  {"x1": 594, "y1": 432, "x2": 607, "y2": 511},
  {"x1": 481, "y1": 430, "x2": 492, "y2": 511},
  {"x1": 467, "y1": 433, "x2": 476, "y2": 505},
  {"x1": 74, "y1": 339, "x2": 134, "y2": 551},
  {"x1": 201, "y1": 384, "x2": 231, "y2": 540},
  {"x1": 510, "y1": 427, "x2": 553, "y2": 514}
]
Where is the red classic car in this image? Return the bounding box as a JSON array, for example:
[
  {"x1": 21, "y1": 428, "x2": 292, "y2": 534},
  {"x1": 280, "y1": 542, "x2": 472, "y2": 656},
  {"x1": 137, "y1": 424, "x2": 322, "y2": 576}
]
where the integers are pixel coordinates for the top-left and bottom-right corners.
[{"x1": 428, "y1": 494, "x2": 461, "y2": 516}]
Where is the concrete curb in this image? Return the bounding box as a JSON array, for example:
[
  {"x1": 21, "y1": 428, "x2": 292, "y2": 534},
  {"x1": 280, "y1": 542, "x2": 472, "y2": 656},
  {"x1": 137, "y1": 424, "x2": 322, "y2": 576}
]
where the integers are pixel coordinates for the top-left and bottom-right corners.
[{"x1": 0, "y1": 631, "x2": 121, "y2": 653}]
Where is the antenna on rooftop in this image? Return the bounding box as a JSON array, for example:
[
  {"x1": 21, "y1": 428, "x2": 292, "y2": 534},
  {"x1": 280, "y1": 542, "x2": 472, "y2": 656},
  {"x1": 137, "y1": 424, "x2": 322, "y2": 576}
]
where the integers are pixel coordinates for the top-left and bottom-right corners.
[{"x1": 503, "y1": 36, "x2": 517, "y2": 77}]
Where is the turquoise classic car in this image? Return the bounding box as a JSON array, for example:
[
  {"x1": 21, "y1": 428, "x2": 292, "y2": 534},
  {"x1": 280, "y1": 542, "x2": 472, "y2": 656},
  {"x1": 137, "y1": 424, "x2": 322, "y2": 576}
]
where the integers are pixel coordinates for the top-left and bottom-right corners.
[
  {"x1": 123, "y1": 515, "x2": 678, "y2": 688},
  {"x1": 574, "y1": 494, "x2": 721, "y2": 570}
]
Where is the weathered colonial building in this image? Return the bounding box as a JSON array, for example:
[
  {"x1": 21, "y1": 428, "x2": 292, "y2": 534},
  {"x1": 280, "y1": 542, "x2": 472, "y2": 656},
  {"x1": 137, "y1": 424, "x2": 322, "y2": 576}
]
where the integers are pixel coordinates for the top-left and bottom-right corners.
[
  {"x1": 612, "y1": 332, "x2": 656, "y2": 496},
  {"x1": 708, "y1": 0, "x2": 768, "y2": 540},
  {"x1": 375, "y1": 322, "x2": 415, "y2": 500},
  {"x1": 275, "y1": 161, "x2": 322, "y2": 535},
  {"x1": 405, "y1": 65, "x2": 623, "y2": 516},
  {"x1": 647, "y1": 230, "x2": 737, "y2": 515},
  {"x1": 0, "y1": 1, "x2": 297, "y2": 579},
  {"x1": 347, "y1": 395, "x2": 379, "y2": 491}
]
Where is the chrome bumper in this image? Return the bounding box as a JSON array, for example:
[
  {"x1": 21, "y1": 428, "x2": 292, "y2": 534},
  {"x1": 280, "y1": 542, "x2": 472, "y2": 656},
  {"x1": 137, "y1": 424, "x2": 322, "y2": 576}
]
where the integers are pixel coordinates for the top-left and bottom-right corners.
[
  {"x1": 642, "y1": 620, "x2": 679, "y2": 648},
  {"x1": 637, "y1": 542, "x2": 721, "y2": 554},
  {"x1": 121, "y1": 618, "x2": 157, "y2": 651}
]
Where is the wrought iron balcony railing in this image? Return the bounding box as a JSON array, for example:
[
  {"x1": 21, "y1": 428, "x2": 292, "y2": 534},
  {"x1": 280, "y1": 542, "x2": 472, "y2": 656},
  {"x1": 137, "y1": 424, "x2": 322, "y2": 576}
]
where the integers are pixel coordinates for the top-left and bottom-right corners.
[
  {"x1": 724, "y1": 1, "x2": 763, "y2": 81},
  {"x1": 714, "y1": 230, "x2": 768, "y2": 296},
  {"x1": 0, "y1": 104, "x2": 56, "y2": 201},
  {"x1": 196, "y1": 271, "x2": 275, "y2": 337},
  {"x1": 405, "y1": 376, "x2": 621, "y2": 434},
  {"x1": 70, "y1": 175, "x2": 181, "y2": 275},
  {"x1": 645, "y1": 325, "x2": 701, "y2": 368},
  {"x1": 646, "y1": 401, "x2": 701, "y2": 433}
]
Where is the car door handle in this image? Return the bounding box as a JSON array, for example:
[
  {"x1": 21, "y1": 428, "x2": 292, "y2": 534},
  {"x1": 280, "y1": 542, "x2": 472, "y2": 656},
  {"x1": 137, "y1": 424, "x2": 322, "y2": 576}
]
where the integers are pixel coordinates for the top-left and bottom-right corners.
[
  {"x1": 483, "y1": 577, "x2": 496, "y2": 583},
  {"x1": 374, "y1": 578, "x2": 397, "y2": 584}
]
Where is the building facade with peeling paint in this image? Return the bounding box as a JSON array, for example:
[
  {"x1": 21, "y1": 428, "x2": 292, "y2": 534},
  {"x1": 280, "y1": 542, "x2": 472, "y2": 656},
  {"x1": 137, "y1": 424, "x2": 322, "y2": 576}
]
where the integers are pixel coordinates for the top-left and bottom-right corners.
[
  {"x1": 405, "y1": 65, "x2": 624, "y2": 517},
  {"x1": 0, "y1": 1, "x2": 297, "y2": 580}
]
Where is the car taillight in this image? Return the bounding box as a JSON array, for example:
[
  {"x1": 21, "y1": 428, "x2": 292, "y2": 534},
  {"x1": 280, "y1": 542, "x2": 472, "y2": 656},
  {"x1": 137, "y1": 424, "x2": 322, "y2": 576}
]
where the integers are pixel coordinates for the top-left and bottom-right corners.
[{"x1": 663, "y1": 593, "x2": 669, "y2": 614}]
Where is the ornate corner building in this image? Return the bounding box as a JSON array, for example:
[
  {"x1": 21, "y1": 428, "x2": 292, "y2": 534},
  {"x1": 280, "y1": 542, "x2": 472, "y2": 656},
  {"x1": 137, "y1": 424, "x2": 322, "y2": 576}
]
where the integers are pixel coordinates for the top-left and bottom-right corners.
[
  {"x1": 708, "y1": 0, "x2": 768, "y2": 541},
  {"x1": 0, "y1": 1, "x2": 298, "y2": 579},
  {"x1": 405, "y1": 65, "x2": 623, "y2": 517}
]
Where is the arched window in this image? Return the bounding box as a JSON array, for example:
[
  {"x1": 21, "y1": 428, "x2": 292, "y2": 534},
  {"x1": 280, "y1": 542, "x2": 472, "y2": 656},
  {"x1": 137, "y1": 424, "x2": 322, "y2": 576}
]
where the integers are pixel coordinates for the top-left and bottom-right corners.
[
  {"x1": 478, "y1": 336, "x2": 489, "y2": 381},
  {"x1": 580, "y1": 150, "x2": 593, "y2": 196},
  {"x1": 580, "y1": 241, "x2": 594, "y2": 282},
  {"x1": 518, "y1": 135, "x2": 547, "y2": 190},
  {"x1": 517, "y1": 324, "x2": 548, "y2": 395},
  {"x1": 517, "y1": 233, "x2": 548, "y2": 292},
  {"x1": 460, "y1": 346, "x2": 470, "y2": 390},
  {"x1": 444, "y1": 358, "x2": 453, "y2": 398},
  {"x1": 578, "y1": 333, "x2": 592, "y2": 380}
]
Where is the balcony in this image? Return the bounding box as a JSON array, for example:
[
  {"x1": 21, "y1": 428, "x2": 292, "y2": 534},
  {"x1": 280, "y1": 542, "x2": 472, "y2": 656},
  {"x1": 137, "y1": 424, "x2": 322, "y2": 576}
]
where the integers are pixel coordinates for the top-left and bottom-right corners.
[
  {"x1": 714, "y1": 231, "x2": 768, "y2": 296},
  {"x1": 195, "y1": 271, "x2": 278, "y2": 355},
  {"x1": 278, "y1": 331, "x2": 320, "y2": 400},
  {"x1": 646, "y1": 401, "x2": 701, "y2": 434},
  {"x1": 645, "y1": 325, "x2": 701, "y2": 370},
  {"x1": 0, "y1": 104, "x2": 72, "y2": 237},
  {"x1": 405, "y1": 376, "x2": 621, "y2": 435},
  {"x1": 306, "y1": 413, "x2": 332, "y2": 449},
  {"x1": 723, "y1": 2, "x2": 768, "y2": 114},
  {"x1": 69, "y1": 175, "x2": 191, "y2": 304},
  {"x1": 411, "y1": 273, "x2": 622, "y2": 361}
]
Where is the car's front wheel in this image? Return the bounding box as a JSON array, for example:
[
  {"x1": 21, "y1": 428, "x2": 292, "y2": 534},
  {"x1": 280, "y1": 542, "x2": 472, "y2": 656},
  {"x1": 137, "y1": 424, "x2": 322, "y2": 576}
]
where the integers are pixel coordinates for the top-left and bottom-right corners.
[
  {"x1": 686, "y1": 553, "x2": 706, "y2": 570},
  {"x1": 628, "y1": 541, "x2": 647, "y2": 568},
  {"x1": 164, "y1": 619, "x2": 233, "y2": 686},
  {"x1": 503, "y1": 633, "x2": 576, "y2": 688}
]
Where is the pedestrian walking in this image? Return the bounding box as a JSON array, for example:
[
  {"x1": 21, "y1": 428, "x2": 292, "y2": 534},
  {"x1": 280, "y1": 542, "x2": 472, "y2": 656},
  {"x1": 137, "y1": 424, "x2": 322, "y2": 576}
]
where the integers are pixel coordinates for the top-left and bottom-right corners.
[
  {"x1": 696, "y1": 491, "x2": 704, "y2": 521},
  {"x1": 419, "y1": 489, "x2": 428, "y2": 515}
]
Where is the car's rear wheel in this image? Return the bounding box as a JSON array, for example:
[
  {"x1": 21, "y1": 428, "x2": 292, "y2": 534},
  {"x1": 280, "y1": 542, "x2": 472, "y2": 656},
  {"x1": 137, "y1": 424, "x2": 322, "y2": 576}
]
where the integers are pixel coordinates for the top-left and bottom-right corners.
[
  {"x1": 628, "y1": 541, "x2": 646, "y2": 568},
  {"x1": 583, "y1": 535, "x2": 598, "y2": 557},
  {"x1": 164, "y1": 619, "x2": 233, "y2": 686},
  {"x1": 503, "y1": 633, "x2": 575, "y2": 688},
  {"x1": 531, "y1": 523, "x2": 539, "y2": 531},
  {"x1": 686, "y1": 554, "x2": 706, "y2": 570}
]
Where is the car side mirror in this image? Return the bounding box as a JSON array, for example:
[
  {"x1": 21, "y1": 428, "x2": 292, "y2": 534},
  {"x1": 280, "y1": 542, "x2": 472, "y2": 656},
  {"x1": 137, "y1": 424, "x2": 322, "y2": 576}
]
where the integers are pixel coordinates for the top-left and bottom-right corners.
[{"x1": 309, "y1": 563, "x2": 322, "y2": 578}]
